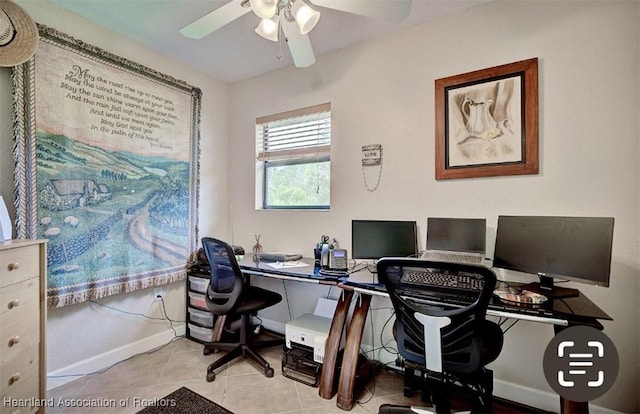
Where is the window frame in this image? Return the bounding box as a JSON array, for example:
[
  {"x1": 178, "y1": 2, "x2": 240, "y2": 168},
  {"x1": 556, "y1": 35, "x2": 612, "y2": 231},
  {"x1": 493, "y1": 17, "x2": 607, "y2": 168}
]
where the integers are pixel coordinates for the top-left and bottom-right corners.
[{"x1": 255, "y1": 103, "x2": 331, "y2": 210}]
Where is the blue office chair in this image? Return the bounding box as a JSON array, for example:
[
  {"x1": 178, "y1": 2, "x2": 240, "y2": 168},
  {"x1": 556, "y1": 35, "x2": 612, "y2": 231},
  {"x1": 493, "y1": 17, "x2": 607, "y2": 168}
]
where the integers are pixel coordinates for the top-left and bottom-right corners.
[
  {"x1": 201, "y1": 237, "x2": 283, "y2": 381},
  {"x1": 376, "y1": 258, "x2": 503, "y2": 414}
]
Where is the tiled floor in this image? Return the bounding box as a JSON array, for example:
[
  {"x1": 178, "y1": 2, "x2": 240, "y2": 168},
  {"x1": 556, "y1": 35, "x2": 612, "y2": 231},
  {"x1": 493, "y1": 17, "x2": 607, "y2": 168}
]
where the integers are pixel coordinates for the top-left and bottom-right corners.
[{"x1": 47, "y1": 337, "x2": 423, "y2": 414}]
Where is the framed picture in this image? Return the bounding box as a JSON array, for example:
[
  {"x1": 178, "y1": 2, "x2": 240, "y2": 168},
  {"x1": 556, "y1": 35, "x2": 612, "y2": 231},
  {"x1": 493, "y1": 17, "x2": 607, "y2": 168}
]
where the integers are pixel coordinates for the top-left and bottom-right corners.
[
  {"x1": 12, "y1": 25, "x2": 202, "y2": 307},
  {"x1": 435, "y1": 58, "x2": 538, "y2": 180}
]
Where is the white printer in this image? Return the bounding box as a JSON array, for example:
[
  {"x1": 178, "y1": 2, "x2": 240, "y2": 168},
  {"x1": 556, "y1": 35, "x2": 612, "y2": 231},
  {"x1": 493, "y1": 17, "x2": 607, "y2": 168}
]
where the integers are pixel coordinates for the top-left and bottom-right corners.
[
  {"x1": 284, "y1": 298, "x2": 341, "y2": 364},
  {"x1": 285, "y1": 313, "x2": 333, "y2": 363}
]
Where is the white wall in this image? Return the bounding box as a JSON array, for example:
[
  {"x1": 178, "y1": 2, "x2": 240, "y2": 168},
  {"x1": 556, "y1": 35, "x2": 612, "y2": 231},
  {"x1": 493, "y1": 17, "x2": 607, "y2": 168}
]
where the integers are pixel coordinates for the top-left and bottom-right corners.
[
  {"x1": 0, "y1": 1, "x2": 230, "y2": 387},
  {"x1": 228, "y1": 1, "x2": 639, "y2": 412}
]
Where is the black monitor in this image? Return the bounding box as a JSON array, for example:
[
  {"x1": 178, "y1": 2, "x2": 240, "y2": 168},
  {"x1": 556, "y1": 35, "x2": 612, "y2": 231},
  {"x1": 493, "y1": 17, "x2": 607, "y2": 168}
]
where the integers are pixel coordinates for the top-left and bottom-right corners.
[
  {"x1": 352, "y1": 220, "x2": 418, "y2": 260},
  {"x1": 426, "y1": 217, "x2": 486, "y2": 254},
  {"x1": 493, "y1": 215, "x2": 614, "y2": 298}
]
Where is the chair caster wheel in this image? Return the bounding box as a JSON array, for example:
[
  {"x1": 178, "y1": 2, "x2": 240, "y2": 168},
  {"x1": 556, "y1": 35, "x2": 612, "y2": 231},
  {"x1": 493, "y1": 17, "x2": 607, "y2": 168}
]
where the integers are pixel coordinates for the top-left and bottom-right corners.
[
  {"x1": 265, "y1": 366, "x2": 274, "y2": 378},
  {"x1": 206, "y1": 371, "x2": 216, "y2": 382},
  {"x1": 203, "y1": 347, "x2": 219, "y2": 355}
]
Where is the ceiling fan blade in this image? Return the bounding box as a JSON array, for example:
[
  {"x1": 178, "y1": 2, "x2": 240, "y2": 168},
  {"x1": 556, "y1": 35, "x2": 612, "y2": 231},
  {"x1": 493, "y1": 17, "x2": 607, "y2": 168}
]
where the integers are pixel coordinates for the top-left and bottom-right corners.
[
  {"x1": 180, "y1": 0, "x2": 251, "y2": 39},
  {"x1": 311, "y1": 0, "x2": 411, "y2": 23},
  {"x1": 281, "y1": 18, "x2": 316, "y2": 67}
]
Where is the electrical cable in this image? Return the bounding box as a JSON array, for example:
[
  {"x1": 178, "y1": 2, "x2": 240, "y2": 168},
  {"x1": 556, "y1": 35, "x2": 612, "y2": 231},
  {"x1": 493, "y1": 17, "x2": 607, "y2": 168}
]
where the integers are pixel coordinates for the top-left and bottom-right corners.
[
  {"x1": 87, "y1": 299, "x2": 184, "y2": 323},
  {"x1": 158, "y1": 296, "x2": 178, "y2": 337},
  {"x1": 501, "y1": 319, "x2": 519, "y2": 334},
  {"x1": 378, "y1": 308, "x2": 399, "y2": 357},
  {"x1": 326, "y1": 285, "x2": 332, "y2": 299},
  {"x1": 48, "y1": 299, "x2": 183, "y2": 379},
  {"x1": 47, "y1": 336, "x2": 184, "y2": 379},
  {"x1": 282, "y1": 280, "x2": 294, "y2": 321}
]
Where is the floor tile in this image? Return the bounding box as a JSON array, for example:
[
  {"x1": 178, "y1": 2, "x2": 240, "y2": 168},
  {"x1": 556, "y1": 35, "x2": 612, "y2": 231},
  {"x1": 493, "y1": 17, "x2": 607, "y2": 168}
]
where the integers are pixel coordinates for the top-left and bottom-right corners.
[{"x1": 48, "y1": 337, "x2": 414, "y2": 414}]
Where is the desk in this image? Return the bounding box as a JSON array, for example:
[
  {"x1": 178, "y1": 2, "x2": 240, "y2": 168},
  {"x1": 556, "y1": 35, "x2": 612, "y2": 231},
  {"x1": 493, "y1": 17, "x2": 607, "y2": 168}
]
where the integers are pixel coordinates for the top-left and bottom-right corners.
[
  {"x1": 236, "y1": 257, "x2": 348, "y2": 400},
  {"x1": 233, "y1": 259, "x2": 612, "y2": 413},
  {"x1": 338, "y1": 279, "x2": 612, "y2": 413}
]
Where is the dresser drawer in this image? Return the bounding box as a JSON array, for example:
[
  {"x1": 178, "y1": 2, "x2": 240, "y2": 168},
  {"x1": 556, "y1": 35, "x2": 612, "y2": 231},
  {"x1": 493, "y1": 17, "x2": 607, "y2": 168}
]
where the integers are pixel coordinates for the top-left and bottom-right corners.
[
  {"x1": 0, "y1": 374, "x2": 39, "y2": 414},
  {"x1": 0, "y1": 277, "x2": 39, "y2": 318},
  {"x1": 0, "y1": 346, "x2": 39, "y2": 404},
  {"x1": 0, "y1": 309, "x2": 39, "y2": 366},
  {"x1": 0, "y1": 245, "x2": 41, "y2": 288}
]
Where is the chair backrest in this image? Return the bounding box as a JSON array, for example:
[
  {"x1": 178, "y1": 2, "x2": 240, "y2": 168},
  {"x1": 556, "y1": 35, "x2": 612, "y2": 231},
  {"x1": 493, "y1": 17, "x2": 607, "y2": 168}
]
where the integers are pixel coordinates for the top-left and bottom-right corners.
[
  {"x1": 377, "y1": 257, "x2": 498, "y2": 375},
  {"x1": 201, "y1": 237, "x2": 244, "y2": 315}
]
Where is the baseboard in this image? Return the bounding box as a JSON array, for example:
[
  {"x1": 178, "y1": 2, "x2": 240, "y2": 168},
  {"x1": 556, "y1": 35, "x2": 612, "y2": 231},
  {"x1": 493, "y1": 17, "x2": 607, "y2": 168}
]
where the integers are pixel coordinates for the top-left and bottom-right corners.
[
  {"x1": 47, "y1": 324, "x2": 186, "y2": 391},
  {"x1": 493, "y1": 379, "x2": 558, "y2": 412},
  {"x1": 493, "y1": 379, "x2": 620, "y2": 414},
  {"x1": 260, "y1": 317, "x2": 285, "y2": 335}
]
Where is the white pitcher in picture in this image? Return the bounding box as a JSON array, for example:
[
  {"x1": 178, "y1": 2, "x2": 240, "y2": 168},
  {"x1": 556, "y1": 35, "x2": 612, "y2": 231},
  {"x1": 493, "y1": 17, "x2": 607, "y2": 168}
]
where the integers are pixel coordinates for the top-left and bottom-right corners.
[{"x1": 462, "y1": 97, "x2": 497, "y2": 137}]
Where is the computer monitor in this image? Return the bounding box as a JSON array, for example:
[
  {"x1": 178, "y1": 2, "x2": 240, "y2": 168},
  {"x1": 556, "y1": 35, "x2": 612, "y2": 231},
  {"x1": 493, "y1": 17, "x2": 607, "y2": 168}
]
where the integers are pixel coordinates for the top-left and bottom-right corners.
[
  {"x1": 352, "y1": 220, "x2": 418, "y2": 260},
  {"x1": 426, "y1": 217, "x2": 486, "y2": 254},
  {"x1": 493, "y1": 215, "x2": 614, "y2": 298}
]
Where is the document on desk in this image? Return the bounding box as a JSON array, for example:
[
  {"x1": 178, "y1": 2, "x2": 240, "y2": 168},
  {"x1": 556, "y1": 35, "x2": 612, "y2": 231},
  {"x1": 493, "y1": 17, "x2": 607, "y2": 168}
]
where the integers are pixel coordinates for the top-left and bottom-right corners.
[{"x1": 266, "y1": 261, "x2": 309, "y2": 269}]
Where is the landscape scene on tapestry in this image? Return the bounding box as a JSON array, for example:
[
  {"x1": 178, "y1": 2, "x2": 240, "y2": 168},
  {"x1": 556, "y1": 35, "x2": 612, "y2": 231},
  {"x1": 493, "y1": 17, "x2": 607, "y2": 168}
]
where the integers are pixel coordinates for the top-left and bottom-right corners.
[{"x1": 36, "y1": 130, "x2": 191, "y2": 290}]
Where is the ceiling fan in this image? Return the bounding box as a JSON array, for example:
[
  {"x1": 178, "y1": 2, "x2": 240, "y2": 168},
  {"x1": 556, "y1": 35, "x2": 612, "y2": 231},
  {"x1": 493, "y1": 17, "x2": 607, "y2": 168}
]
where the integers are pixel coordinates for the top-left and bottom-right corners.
[{"x1": 180, "y1": 0, "x2": 412, "y2": 68}]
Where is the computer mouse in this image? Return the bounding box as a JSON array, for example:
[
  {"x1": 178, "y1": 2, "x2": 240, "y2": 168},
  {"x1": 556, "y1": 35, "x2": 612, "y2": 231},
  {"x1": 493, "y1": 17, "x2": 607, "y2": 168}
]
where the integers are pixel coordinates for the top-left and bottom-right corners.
[{"x1": 507, "y1": 286, "x2": 522, "y2": 295}]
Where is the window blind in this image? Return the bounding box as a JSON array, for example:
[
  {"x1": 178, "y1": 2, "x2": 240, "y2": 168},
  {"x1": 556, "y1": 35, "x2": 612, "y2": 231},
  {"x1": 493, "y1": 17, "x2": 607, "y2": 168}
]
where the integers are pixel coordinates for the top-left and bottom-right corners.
[{"x1": 256, "y1": 102, "x2": 331, "y2": 162}]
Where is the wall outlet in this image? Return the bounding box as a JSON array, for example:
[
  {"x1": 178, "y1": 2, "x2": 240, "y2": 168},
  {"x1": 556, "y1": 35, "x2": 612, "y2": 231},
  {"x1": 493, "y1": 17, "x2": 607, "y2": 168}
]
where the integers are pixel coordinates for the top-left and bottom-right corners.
[{"x1": 154, "y1": 286, "x2": 163, "y2": 301}]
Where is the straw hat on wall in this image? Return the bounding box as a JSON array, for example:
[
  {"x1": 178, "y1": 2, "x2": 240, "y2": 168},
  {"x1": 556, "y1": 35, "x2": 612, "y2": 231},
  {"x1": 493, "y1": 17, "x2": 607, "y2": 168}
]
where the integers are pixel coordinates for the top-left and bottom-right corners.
[{"x1": 0, "y1": 0, "x2": 38, "y2": 67}]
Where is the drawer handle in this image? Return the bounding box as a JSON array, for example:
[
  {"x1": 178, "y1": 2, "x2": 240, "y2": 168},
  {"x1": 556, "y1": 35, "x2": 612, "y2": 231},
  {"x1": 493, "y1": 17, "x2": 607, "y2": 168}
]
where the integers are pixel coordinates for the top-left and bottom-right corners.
[
  {"x1": 8, "y1": 262, "x2": 20, "y2": 271},
  {"x1": 8, "y1": 336, "x2": 20, "y2": 347},
  {"x1": 8, "y1": 299, "x2": 19, "y2": 309},
  {"x1": 8, "y1": 372, "x2": 21, "y2": 386}
]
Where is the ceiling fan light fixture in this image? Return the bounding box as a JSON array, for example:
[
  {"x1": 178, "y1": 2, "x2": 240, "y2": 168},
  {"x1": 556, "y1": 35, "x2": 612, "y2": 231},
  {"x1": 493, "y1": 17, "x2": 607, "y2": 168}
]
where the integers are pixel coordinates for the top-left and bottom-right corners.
[
  {"x1": 255, "y1": 17, "x2": 279, "y2": 42},
  {"x1": 292, "y1": 0, "x2": 320, "y2": 35},
  {"x1": 249, "y1": 0, "x2": 277, "y2": 20}
]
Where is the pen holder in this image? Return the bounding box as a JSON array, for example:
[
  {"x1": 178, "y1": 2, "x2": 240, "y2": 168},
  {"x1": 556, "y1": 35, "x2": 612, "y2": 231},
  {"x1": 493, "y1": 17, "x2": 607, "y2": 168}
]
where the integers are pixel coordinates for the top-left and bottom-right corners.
[{"x1": 314, "y1": 248, "x2": 321, "y2": 265}]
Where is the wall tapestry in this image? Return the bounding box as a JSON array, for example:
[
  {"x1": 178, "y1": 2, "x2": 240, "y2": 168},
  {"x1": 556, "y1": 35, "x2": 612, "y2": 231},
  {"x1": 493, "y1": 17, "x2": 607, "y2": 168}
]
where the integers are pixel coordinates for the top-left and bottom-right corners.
[{"x1": 12, "y1": 25, "x2": 202, "y2": 307}]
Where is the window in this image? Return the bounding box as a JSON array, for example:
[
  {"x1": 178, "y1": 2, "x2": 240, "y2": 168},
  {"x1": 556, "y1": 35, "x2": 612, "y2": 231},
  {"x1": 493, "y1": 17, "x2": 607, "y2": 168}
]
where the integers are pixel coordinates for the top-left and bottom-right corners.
[{"x1": 256, "y1": 103, "x2": 331, "y2": 209}]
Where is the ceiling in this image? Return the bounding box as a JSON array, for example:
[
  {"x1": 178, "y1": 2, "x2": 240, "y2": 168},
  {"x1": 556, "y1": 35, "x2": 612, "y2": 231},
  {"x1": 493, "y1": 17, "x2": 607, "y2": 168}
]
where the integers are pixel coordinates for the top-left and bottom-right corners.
[{"x1": 50, "y1": 0, "x2": 487, "y2": 84}]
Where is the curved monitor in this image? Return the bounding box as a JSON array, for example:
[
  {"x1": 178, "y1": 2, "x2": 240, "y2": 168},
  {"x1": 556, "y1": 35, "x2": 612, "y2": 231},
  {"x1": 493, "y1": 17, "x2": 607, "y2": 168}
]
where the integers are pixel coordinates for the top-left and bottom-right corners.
[
  {"x1": 352, "y1": 220, "x2": 418, "y2": 260},
  {"x1": 493, "y1": 215, "x2": 614, "y2": 297}
]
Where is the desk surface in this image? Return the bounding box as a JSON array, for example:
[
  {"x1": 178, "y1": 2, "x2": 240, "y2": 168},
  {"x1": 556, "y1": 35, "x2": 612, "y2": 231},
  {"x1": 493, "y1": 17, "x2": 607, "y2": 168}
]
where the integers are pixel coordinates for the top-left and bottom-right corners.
[
  {"x1": 233, "y1": 257, "x2": 611, "y2": 327},
  {"x1": 237, "y1": 256, "x2": 339, "y2": 284},
  {"x1": 341, "y1": 280, "x2": 611, "y2": 327}
]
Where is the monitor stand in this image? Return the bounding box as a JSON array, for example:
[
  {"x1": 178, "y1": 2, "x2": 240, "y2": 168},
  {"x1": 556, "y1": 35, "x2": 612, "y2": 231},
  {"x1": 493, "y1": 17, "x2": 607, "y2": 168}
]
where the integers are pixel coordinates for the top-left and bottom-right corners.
[{"x1": 521, "y1": 275, "x2": 579, "y2": 299}]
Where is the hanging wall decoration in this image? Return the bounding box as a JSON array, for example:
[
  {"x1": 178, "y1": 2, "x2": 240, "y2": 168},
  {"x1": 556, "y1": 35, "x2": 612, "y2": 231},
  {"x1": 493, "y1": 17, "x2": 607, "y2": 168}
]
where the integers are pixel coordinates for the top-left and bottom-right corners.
[
  {"x1": 12, "y1": 25, "x2": 202, "y2": 307},
  {"x1": 361, "y1": 144, "x2": 383, "y2": 192},
  {"x1": 434, "y1": 58, "x2": 539, "y2": 180}
]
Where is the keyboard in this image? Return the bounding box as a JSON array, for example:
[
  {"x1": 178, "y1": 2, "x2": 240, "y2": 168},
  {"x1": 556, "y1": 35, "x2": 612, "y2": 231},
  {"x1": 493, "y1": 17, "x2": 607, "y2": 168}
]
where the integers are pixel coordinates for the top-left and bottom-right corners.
[
  {"x1": 401, "y1": 270, "x2": 484, "y2": 292},
  {"x1": 422, "y1": 251, "x2": 484, "y2": 264}
]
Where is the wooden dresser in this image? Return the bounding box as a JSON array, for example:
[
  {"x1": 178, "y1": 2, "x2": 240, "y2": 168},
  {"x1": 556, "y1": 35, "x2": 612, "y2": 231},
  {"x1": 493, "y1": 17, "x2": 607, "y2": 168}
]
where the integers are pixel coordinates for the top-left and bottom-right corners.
[{"x1": 0, "y1": 240, "x2": 47, "y2": 414}]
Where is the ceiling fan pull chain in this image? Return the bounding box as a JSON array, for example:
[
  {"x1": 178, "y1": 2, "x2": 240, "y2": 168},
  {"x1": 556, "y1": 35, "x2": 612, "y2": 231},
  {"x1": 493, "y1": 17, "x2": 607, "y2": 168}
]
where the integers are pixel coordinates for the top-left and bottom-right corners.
[{"x1": 362, "y1": 163, "x2": 383, "y2": 192}]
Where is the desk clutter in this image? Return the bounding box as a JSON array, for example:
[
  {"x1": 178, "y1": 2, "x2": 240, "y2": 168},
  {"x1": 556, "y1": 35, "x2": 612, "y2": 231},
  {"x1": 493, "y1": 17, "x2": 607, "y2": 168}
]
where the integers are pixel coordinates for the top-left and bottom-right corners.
[{"x1": 493, "y1": 287, "x2": 548, "y2": 304}]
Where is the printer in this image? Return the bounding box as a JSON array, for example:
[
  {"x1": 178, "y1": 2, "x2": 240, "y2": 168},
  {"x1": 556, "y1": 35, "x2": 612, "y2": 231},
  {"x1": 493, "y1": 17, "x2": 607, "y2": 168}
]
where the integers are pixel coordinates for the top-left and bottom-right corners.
[
  {"x1": 284, "y1": 298, "x2": 341, "y2": 364},
  {"x1": 285, "y1": 313, "x2": 333, "y2": 363}
]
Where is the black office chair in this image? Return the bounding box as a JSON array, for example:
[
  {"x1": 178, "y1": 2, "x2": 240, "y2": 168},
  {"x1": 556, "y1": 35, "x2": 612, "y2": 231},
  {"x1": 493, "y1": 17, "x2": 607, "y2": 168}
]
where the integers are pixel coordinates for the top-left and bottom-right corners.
[
  {"x1": 376, "y1": 258, "x2": 503, "y2": 414},
  {"x1": 201, "y1": 237, "x2": 283, "y2": 381}
]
